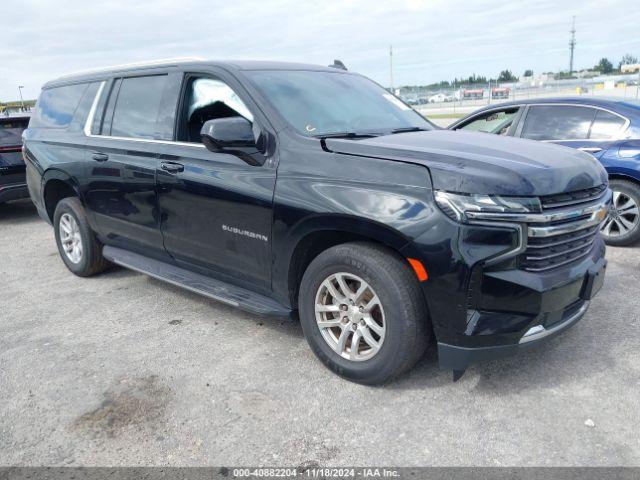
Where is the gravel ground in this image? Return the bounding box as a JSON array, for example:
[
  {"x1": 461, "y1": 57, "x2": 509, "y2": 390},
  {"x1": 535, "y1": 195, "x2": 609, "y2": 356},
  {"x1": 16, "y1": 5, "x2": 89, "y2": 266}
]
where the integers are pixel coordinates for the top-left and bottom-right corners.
[{"x1": 1, "y1": 199, "x2": 639, "y2": 467}]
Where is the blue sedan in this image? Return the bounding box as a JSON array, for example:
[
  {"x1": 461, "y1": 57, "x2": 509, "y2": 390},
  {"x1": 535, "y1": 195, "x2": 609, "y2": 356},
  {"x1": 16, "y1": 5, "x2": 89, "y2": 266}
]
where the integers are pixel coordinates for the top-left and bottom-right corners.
[{"x1": 449, "y1": 97, "x2": 640, "y2": 246}]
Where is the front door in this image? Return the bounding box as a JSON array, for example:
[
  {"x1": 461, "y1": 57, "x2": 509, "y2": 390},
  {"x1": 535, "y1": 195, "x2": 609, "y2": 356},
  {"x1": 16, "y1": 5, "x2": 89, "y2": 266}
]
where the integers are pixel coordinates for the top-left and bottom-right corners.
[{"x1": 156, "y1": 73, "x2": 276, "y2": 291}]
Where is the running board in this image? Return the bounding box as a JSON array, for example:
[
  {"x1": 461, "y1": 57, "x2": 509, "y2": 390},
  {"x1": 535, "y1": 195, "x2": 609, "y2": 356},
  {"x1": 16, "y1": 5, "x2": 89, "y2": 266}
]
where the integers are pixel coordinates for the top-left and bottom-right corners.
[{"x1": 103, "y1": 246, "x2": 292, "y2": 318}]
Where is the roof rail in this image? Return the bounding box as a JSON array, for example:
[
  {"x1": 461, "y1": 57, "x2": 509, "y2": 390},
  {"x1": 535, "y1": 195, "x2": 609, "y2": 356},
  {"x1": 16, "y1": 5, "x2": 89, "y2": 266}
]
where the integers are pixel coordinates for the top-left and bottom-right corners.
[{"x1": 57, "y1": 57, "x2": 206, "y2": 79}]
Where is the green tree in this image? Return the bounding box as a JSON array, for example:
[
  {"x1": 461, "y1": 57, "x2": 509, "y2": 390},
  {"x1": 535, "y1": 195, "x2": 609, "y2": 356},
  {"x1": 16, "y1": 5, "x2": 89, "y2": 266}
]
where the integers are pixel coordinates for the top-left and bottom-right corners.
[
  {"x1": 523, "y1": 69, "x2": 533, "y2": 77},
  {"x1": 497, "y1": 70, "x2": 518, "y2": 82},
  {"x1": 618, "y1": 54, "x2": 638, "y2": 70},
  {"x1": 595, "y1": 58, "x2": 614, "y2": 74}
]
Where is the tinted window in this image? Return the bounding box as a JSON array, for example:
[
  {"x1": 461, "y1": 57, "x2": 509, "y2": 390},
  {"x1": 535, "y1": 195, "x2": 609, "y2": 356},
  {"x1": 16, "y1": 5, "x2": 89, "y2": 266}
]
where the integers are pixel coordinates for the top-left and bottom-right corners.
[
  {"x1": 589, "y1": 110, "x2": 626, "y2": 139},
  {"x1": 521, "y1": 105, "x2": 595, "y2": 140},
  {"x1": 31, "y1": 83, "x2": 89, "y2": 129},
  {"x1": 459, "y1": 108, "x2": 519, "y2": 135},
  {"x1": 110, "y1": 75, "x2": 167, "y2": 139},
  {"x1": 0, "y1": 118, "x2": 29, "y2": 147}
]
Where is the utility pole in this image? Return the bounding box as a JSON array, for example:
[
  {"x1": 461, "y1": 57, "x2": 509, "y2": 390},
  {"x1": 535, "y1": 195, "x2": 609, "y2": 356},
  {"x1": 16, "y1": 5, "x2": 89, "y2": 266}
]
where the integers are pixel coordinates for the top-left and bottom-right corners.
[
  {"x1": 569, "y1": 16, "x2": 576, "y2": 74},
  {"x1": 18, "y1": 85, "x2": 25, "y2": 110},
  {"x1": 389, "y1": 45, "x2": 394, "y2": 93}
]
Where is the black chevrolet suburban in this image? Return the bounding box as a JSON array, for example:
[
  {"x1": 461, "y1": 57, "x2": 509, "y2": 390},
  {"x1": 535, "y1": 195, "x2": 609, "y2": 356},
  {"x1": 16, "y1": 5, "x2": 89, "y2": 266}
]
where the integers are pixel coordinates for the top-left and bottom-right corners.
[{"x1": 24, "y1": 59, "x2": 610, "y2": 384}]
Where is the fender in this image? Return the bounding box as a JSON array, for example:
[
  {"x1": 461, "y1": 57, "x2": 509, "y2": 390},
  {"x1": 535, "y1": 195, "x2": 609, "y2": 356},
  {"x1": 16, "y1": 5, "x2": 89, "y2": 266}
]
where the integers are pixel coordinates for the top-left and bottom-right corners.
[
  {"x1": 40, "y1": 168, "x2": 89, "y2": 225},
  {"x1": 272, "y1": 213, "x2": 421, "y2": 308}
]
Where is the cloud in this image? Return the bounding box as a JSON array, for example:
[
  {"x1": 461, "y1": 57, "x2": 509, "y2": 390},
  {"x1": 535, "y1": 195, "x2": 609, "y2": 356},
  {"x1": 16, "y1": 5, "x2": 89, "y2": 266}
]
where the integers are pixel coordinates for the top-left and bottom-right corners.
[{"x1": 1, "y1": 0, "x2": 638, "y2": 99}]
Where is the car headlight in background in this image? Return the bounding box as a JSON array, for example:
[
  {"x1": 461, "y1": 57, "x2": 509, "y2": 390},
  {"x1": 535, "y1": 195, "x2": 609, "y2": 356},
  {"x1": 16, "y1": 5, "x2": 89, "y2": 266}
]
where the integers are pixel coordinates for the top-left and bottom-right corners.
[{"x1": 434, "y1": 190, "x2": 541, "y2": 222}]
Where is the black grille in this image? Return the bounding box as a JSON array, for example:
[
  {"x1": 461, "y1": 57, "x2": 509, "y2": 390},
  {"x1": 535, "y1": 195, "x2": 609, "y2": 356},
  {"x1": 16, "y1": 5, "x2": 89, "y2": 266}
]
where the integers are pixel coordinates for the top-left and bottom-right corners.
[
  {"x1": 539, "y1": 184, "x2": 607, "y2": 210},
  {"x1": 520, "y1": 224, "x2": 599, "y2": 272}
]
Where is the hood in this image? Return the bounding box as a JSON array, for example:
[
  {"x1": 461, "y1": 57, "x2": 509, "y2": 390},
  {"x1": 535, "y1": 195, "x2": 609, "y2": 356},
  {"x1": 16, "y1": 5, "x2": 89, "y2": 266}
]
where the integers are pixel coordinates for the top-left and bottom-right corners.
[{"x1": 325, "y1": 130, "x2": 608, "y2": 196}]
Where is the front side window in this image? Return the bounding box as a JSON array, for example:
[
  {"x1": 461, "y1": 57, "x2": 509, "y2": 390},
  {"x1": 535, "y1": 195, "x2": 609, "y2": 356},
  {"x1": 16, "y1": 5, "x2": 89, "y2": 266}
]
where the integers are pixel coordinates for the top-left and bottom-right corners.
[
  {"x1": 178, "y1": 77, "x2": 254, "y2": 143},
  {"x1": 521, "y1": 105, "x2": 595, "y2": 141},
  {"x1": 109, "y1": 75, "x2": 167, "y2": 139},
  {"x1": 589, "y1": 110, "x2": 626, "y2": 139},
  {"x1": 31, "y1": 83, "x2": 89, "y2": 129},
  {"x1": 247, "y1": 70, "x2": 433, "y2": 136},
  {"x1": 458, "y1": 108, "x2": 519, "y2": 135}
]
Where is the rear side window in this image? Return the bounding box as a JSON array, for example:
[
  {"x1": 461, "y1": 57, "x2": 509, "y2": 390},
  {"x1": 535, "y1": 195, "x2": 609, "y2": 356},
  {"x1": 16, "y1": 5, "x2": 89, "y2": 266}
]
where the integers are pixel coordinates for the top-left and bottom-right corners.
[
  {"x1": 31, "y1": 83, "x2": 89, "y2": 129},
  {"x1": 521, "y1": 105, "x2": 595, "y2": 141},
  {"x1": 109, "y1": 75, "x2": 167, "y2": 139},
  {"x1": 589, "y1": 110, "x2": 626, "y2": 139}
]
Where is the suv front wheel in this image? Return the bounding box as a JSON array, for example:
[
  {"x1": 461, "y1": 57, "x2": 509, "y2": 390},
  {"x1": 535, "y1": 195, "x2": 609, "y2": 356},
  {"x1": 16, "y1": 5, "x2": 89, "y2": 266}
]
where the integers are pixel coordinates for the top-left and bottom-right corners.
[
  {"x1": 299, "y1": 242, "x2": 430, "y2": 384},
  {"x1": 53, "y1": 197, "x2": 110, "y2": 276}
]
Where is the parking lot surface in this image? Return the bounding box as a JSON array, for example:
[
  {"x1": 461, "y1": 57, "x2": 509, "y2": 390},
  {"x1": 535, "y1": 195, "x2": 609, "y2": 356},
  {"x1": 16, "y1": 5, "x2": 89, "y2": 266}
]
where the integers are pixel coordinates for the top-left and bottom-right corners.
[{"x1": 1, "y1": 199, "x2": 639, "y2": 466}]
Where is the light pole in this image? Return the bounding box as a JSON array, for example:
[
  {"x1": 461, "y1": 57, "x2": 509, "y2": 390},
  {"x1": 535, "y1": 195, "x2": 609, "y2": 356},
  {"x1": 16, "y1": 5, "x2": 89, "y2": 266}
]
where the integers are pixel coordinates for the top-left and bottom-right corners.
[{"x1": 18, "y1": 85, "x2": 25, "y2": 110}]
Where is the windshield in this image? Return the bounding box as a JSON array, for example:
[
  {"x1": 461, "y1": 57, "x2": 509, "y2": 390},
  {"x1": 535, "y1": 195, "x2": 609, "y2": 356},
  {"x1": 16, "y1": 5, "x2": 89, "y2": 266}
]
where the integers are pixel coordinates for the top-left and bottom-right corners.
[{"x1": 247, "y1": 70, "x2": 433, "y2": 136}]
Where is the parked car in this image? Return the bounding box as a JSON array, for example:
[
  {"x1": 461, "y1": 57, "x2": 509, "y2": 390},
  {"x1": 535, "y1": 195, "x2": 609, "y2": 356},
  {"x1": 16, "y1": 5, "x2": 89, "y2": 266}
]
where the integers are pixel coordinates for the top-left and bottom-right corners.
[
  {"x1": 428, "y1": 93, "x2": 447, "y2": 103},
  {"x1": 0, "y1": 113, "x2": 30, "y2": 205},
  {"x1": 24, "y1": 60, "x2": 609, "y2": 384},
  {"x1": 449, "y1": 97, "x2": 640, "y2": 246}
]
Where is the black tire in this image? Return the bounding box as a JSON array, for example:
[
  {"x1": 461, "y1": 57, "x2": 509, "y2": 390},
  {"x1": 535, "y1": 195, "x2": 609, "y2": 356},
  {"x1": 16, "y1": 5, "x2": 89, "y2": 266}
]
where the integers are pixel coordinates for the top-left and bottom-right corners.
[
  {"x1": 53, "y1": 197, "x2": 110, "y2": 276},
  {"x1": 602, "y1": 179, "x2": 640, "y2": 247},
  {"x1": 298, "y1": 242, "x2": 430, "y2": 385}
]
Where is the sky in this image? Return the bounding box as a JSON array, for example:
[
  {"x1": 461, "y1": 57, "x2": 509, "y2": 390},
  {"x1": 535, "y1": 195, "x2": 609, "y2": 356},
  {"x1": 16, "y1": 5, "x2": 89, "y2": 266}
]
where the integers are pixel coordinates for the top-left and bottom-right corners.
[{"x1": 1, "y1": 0, "x2": 639, "y2": 100}]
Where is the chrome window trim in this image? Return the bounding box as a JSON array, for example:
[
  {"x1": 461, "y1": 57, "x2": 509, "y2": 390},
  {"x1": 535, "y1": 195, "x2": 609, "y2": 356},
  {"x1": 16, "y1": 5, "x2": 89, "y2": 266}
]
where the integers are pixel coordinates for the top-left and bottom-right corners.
[
  {"x1": 83, "y1": 81, "x2": 106, "y2": 137},
  {"x1": 522, "y1": 102, "x2": 630, "y2": 141}
]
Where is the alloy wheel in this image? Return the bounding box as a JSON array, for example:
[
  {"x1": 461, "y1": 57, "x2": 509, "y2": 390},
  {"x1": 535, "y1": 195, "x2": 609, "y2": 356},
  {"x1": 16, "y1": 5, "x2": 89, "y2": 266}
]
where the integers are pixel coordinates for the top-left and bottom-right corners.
[
  {"x1": 314, "y1": 272, "x2": 386, "y2": 361},
  {"x1": 601, "y1": 190, "x2": 640, "y2": 238},
  {"x1": 59, "y1": 213, "x2": 83, "y2": 264}
]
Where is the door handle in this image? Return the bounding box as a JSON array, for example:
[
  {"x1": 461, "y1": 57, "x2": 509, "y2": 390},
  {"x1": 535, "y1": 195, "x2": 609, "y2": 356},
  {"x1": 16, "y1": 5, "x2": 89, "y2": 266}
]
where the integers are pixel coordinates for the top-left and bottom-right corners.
[
  {"x1": 161, "y1": 162, "x2": 184, "y2": 174},
  {"x1": 579, "y1": 147, "x2": 603, "y2": 154},
  {"x1": 92, "y1": 152, "x2": 109, "y2": 162}
]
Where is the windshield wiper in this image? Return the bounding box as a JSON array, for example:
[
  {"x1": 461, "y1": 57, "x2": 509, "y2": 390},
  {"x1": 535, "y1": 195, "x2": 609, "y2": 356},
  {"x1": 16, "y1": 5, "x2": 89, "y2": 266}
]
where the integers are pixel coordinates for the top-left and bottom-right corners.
[
  {"x1": 389, "y1": 127, "x2": 429, "y2": 134},
  {"x1": 313, "y1": 132, "x2": 381, "y2": 139}
]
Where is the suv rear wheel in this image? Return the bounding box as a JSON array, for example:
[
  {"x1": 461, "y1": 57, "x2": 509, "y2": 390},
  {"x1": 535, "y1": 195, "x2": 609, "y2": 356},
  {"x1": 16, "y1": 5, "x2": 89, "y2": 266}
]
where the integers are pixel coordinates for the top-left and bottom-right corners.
[
  {"x1": 602, "y1": 179, "x2": 640, "y2": 246},
  {"x1": 298, "y1": 242, "x2": 430, "y2": 384},
  {"x1": 53, "y1": 197, "x2": 110, "y2": 276}
]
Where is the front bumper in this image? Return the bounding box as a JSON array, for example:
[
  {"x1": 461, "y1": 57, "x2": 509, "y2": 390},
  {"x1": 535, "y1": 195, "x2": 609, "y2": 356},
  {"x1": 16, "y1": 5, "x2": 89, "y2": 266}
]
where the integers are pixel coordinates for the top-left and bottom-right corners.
[
  {"x1": 405, "y1": 189, "x2": 610, "y2": 371},
  {"x1": 437, "y1": 253, "x2": 607, "y2": 371}
]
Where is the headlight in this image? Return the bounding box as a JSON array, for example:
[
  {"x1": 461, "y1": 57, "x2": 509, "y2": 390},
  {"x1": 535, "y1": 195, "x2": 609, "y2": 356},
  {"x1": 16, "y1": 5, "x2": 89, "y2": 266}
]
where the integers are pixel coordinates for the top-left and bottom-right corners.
[{"x1": 434, "y1": 190, "x2": 541, "y2": 222}]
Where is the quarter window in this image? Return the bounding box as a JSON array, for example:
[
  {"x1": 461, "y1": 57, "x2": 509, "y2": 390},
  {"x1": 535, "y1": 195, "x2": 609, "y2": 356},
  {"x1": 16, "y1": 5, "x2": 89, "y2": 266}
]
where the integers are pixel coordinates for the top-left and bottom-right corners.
[
  {"x1": 521, "y1": 105, "x2": 595, "y2": 141},
  {"x1": 31, "y1": 83, "x2": 89, "y2": 129},
  {"x1": 589, "y1": 110, "x2": 626, "y2": 139},
  {"x1": 109, "y1": 75, "x2": 167, "y2": 139}
]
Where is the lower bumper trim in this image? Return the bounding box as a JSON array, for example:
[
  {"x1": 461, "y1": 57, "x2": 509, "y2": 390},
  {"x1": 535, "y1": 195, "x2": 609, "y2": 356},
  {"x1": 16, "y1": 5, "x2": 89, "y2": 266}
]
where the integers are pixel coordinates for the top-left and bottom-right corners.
[
  {"x1": 519, "y1": 301, "x2": 589, "y2": 344},
  {"x1": 438, "y1": 300, "x2": 590, "y2": 371}
]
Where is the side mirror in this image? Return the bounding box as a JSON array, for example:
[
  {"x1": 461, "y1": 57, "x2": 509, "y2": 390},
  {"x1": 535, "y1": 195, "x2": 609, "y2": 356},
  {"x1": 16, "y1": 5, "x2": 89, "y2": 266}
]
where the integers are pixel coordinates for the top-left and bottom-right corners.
[{"x1": 200, "y1": 117, "x2": 256, "y2": 152}]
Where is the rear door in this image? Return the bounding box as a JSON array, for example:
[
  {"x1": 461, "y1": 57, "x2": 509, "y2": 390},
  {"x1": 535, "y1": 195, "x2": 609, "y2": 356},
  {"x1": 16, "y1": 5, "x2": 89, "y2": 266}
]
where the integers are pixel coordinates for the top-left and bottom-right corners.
[
  {"x1": 155, "y1": 69, "x2": 277, "y2": 291},
  {"x1": 83, "y1": 73, "x2": 169, "y2": 256}
]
